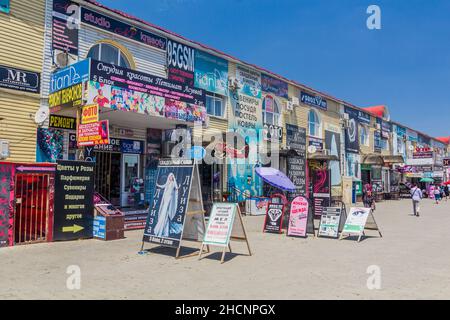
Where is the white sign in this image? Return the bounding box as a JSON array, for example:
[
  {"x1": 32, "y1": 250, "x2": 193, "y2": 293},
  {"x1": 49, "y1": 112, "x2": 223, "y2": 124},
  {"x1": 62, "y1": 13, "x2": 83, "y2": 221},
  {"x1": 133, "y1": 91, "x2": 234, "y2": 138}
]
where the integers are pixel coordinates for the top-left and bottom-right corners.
[
  {"x1": 203, "y1": 203, "x2": 236, "y2": 246},
  {"x1": 342, "y1": 207, "x2": 371, "y2": 235}
]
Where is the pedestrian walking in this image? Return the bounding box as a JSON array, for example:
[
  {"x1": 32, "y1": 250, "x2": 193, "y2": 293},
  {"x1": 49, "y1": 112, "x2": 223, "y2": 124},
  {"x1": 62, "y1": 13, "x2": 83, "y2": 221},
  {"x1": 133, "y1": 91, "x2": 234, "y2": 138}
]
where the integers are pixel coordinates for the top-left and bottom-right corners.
[
  {"x1": 444, "y1": 184, "x2": 450, "y2": 201},
  {"x1": 434, "y1": 185, "x2": 441, "y2": 204},
  {"x1": 410, "y1": 184, "x2": 422, "y2": 217}
]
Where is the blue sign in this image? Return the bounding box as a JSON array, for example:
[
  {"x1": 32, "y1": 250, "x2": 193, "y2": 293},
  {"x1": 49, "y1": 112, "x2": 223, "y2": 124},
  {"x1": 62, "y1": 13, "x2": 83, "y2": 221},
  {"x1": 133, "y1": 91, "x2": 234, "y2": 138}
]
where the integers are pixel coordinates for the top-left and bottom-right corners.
[
  {"x1": 187, "y1": 146, "x2": 206, "y2": 161},
  {"x1": 358, "y1": 110, "x2": 371, "y2": 124},
  {"x1": 93, "y1": 216, "x2": 106, "y2": 239},
  {"x1": 396, "y1": 125, "x2": 406, "y2": 137},
  {"x1": 121, "y1": 139, "x2": 144, "y2": 154},
  {"x1": 194, "y1": 50, "x2": 228, "y2": 96},
  {"x1": 50, "y1": 59, "x2": 90, "y2": 94},
  {"x1": 300, "y1": 91, "x2": 327, "y2": 110},
  {"x1": 0, "y1": 0, "x2": 10, "y2": 13}
]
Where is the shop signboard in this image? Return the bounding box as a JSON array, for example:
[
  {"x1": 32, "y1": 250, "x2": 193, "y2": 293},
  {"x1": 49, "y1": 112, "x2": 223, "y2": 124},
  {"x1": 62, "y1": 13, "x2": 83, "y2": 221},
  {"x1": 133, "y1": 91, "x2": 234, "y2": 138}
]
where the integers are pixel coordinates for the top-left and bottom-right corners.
[
  {"x1": 261, "y1": 74, "x2": 288, "y2": 99},
  {"x1": 345, "y1": 107, "x2": 359, "y2": 153},
  {"x1": 143, "y1": 159, "x2": 195, "y2": 248},
  {"x1": 194, "y1": 50, "x2": 228, "y2": 96},
  {"x1": 287, "y1": 196, "x2": 309, "y2": 237},
  {"x1": 374, "y1": 130, "x2": 382, "y2": 153},
  {"x1": 287, "y1": 156, "x2": 306, "y2": 199},
  {"x1": 120, "y1": 139, "x2": 144, "y2": 154},
  {"x1": 0, "y1": 64, "x2": 40, "y2": 93},
  {"x1": 300, "y1": 91, "x2": 327, "y2": 110},
  {"x1": 444, "y1": 158, "x2": 450, "y2": 167},
  {"x1": 81, "y1": 104, "x2": 98, "y2": 124},
  {"x1": 50, "y1": 59, "x2": 90, "y2": 94},
  {"x1": 94, "y1": 137, "x2": 121, "y2": 152},
  {"x1": 80, "y1": 7, "x2": 167, "y2": 51},
  {"x1": 236, "y1": 65, "x2": 262, "y2": 99},
  {"x1": 49, "y1": 115, "x2": 76, "y2": 130},
  {"x1": 308, "y1": 136, "x2": 323, "y2": 152},
  {"x1": 263, "y1": 123, "x2": 283, "y2": 143},
  {"x1": 286, "y1": 124, "x2": 306, "y2": 155},
  {"x1": 52, "y1": 16, "x2": 78, "y2": 55},
  {"x1": 77, "y1": 120, "x2": 110, "y2": 147},
  {"x1": 167, "y1": 39, "x2": 195, "y2": 86},
  {"x1": 49, "y1": 83, "x2": 83, "y2": 111},
  {"x1": 263, "y1": 202, "x2": 284, "y2": 234},
  {"x1": 53, "y1": 160, "x2": 95, "y2": 241},
  {"x1": 318, "y1": 207, "x2": 342, "y2": 238},
  {"x1": 357, "y1": 110, "x2": 371, "y2": 124},
  {"x1": 312, "y1": 166, "x2": 331, "y2": 216},
  {"x1": 342, "y1": 207, "x2": 371, "y2": 235},
  {"x1": 0, "y1": 0, "x2": 10, "y2": 13},
  {"x1": 381, "y1": 121, "x2": 392, "y2": 139},
  {"x1": 0, "y1": 164, "x2": 14, "y2": 247},
  {"x1": 202, "y1": 203, "x2": 237, "y2": 246}
]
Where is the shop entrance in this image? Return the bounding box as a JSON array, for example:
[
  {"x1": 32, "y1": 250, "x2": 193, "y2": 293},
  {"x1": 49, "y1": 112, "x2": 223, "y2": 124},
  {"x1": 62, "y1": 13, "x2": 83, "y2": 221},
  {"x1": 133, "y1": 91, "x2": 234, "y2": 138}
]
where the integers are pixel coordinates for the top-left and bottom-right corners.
[
  {"x1": 199, "y1": 163, "x2": 223, "y2": 215},
  {"x1": 121, "y1": 154, "x2": 141, "y2": 207},
  {"x1": 94, "y1": 151, "x2": 121, "y2": 206},
  {"x1": 361, "y1": 169, "x2": 371, "y2": 184},
  {"x1": 14, "y1": 174, "x2": 51, "y2": 245}
]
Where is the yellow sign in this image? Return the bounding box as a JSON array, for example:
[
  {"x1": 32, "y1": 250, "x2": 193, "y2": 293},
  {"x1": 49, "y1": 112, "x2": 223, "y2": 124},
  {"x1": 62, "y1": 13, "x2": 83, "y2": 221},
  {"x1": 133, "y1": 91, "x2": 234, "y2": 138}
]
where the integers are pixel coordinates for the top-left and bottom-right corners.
[
  {"x1": 49, "y1": 83, "x2": 83, "y2": 109},
  {"x1": 81, "y1": 104, "x2": 99, "y2": 124}
]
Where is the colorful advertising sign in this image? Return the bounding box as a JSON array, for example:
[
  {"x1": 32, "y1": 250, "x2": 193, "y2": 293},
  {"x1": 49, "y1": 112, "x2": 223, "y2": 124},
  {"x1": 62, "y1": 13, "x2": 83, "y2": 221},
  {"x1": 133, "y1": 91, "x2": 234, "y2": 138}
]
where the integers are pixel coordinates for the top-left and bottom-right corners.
[
  {"x1": 0, "y1": 164, "x2": 14, "y2": 247},
  {"x1": 342, "y1": 207, "x2": 371, "y2": 235},
  {"x1": 52, "y1": 16, "x2": 78, "y2": 55},
  {"x1": 194, "y1": 50, "x2": 228, "y2": 96},
  {"x1": 312, "y1": 164, "x2": 331, "y2": 216},
  {"x1": 0, "y1": 64, "x2": 40, "y2": 93},
  {"x1": 81, "y1": 104, "x2": 98, "y2": 124},
  {"x1": 167, "y1": 39, "x2": 195, "y2": 86},
  {"x1": 93, "y1": 137, "x2": 121, "y2": 152},
  {"x1": 50, "y1": 59, "x2": 90, "y2": 94},
  {"x1": 77, "y1": 120, "x2": 110, "y2": 147},
  {"x1": 345, "y1": 107, "x2": 360, "y2": 153},
  {"x1": 143, "y1": 159, "x2": 194, "y2": 248},
  {"x1": 287, "y1": 196, "x2": 309, "y2": 237},
  {"x1": 263, "y1": 202, "x2": 284, "y2": 234},
  {"x1": 49, "y1": 115, "x2": 76, "y2": 130},
  {"x1": 53, "y1": 161, "x2": 95, "y2": 241},
  {"x1": 300, "y1": 91, "x2": 327, "y2": 110},
  {"x1": 203, "y1": 203, "x2": 237, "y2": 246},
  {"x1": 145, "y1": 128, "x2": 162, "y2": 204},
  {"x1": 318, "y1": 207, "x2": 342, "y2": 238},
  {"x1": 443, "y1": 158, "x2": 450, "y2": 167},
  {"x1": 261, "y1": 74, "x2": 288, "y2": 99},
  {"x1": 49, "y1": 83, "x2": 82, "y2": 110},
  {"x1": 236, "y1": 65, "x2": 262, "y2": 99},
  {"x1": 0, "y1": 0, "x2": 10, "y2": 14}
]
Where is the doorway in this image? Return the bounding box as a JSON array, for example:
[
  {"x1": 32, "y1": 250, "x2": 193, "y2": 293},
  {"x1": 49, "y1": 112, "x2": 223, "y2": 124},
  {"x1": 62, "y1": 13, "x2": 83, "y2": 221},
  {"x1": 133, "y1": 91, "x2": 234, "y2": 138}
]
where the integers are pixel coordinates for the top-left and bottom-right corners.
[
  {"x1": 94, "y1": 151, "x2": 121, "y2": 206},
  {"x1": 121, "y1": 154, "x2": 141, "y2": 207}
]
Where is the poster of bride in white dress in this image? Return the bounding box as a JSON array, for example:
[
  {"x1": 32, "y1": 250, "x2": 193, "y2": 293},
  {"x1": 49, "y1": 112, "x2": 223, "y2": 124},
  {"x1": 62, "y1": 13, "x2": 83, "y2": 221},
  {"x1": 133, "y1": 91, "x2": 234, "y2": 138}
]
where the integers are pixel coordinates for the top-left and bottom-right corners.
[{"x1": 143, "y1": 160, "x2": 194, "y2": 248}]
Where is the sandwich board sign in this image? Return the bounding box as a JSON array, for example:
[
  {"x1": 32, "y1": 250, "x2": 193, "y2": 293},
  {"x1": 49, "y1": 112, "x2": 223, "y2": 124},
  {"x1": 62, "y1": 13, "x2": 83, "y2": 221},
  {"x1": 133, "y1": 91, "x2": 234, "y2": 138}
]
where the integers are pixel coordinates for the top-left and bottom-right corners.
[
  {"x1": 263, "y1": 202, "x2": 285, "y2": 234},
  {"x1": 317, "y1": 207, "x2": 342, "y2": 239},
  {"x1": 199, "y1": 202, "x2": 251, "y2": 263},
  {"x1": 287, "y1": 196, "x2": 314, "y2": 238},
  {"x1": 141, "y1": 158, "x2": 207, "y2": 258},
  {"x1": 340, "y1": 207, "x2": 382, "y2": 242}
]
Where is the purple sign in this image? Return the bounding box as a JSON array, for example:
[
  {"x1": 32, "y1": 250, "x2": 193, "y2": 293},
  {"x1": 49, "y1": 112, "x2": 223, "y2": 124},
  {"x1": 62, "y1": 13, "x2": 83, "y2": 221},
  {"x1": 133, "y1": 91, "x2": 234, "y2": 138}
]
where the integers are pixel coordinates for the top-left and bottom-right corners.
[{"x1": 261, "y1": 74, "x2": 288, "y2": 99}]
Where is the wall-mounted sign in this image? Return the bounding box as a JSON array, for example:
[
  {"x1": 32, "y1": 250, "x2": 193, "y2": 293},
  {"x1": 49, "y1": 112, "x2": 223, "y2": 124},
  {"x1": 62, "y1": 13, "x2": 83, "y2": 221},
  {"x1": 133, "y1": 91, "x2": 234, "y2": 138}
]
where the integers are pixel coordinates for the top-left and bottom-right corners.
[
  {"x1": 0, "y1": 164, "x2": 13, "y2": 247},
  {"x1": 167, "y1": 39, "x2": 195, "y2": 87},
  {"x1": 236, "y1": 65, "x2": 262, "y2": 99},
  {"x1": 263, "y1": 123, "x2": 283, "y2": 143},
  {"x1": 374, "y1": 130, "x2": 382, "y2": 153},
  {"x1": 287, "y1": 196, "x2": 309, "y2": 237},
  {"x1": 52, "y1": 16, "x2": 79, "y2": 55},
  {"x1": 49, "y1": 83, "x2": 82, "y2": 109},
  {"x1": 300, "y1": 91, "x2": 327, "y2": 110},
  {"x1": 286, "y1": 124, "x2": 306, "y2": 156},
  {"x1": 0, "y1": 0, "x2": 10, "y2": 14},
  {"x1": 50, "y1": 59, "x2": 89, "y2": 94},
  {"x1": 49, "y1": 115, "x2": 76, "y2": 130},
  {"x1": 120, "y1": 139, "x2": 144, "y2": 154},
  {"x1": 263, "y1": 202, "x2": 284, "y2": 234},
  {"x1": 261, "y1": 74, "x2": 288, "y2": 99},
  {"x1": 443, "y1": 159, "x2": 450, "y2": 167},
  {"x1": 287, "y1": 156, "x2": 306, "y2": 199},
  {"x1": 194, "y1": 50, "x2": 228, "y2": 96},
  {"x1": 357, "y1": 110, "x2": 371, "y2": 124},
  {"x1": 81, "y1": 104, "x2": 98, "y2": 124},
  {"x1": 308, "y1": 137, "x2": 323, "y2": 152},
  {"x1": 77, "y1": 120, "x2": 110, "y2": 147},
  {"x1": 0, "y1": 65, "x2": 40, "y2": 93},
  {"x1": 94, "y1": 137, "x2": 121, "y2": 152},
  {"x1": 345, "y1": 107, "x2": 359, "y2": 153}
]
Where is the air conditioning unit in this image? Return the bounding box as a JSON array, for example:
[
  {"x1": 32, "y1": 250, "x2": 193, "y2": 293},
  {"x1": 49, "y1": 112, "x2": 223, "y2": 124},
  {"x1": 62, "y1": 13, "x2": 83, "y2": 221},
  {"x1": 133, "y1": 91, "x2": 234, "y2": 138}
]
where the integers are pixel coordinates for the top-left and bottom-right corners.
[
  {"x1": 0, "y1": 140, "x2": 10, "y2": 159},
  {"x1": 286, "y1": 101, "x2": 294, "y2": 111},
  {"x1": 290, "y1": 96, "x2": 300, "y2": 107}
]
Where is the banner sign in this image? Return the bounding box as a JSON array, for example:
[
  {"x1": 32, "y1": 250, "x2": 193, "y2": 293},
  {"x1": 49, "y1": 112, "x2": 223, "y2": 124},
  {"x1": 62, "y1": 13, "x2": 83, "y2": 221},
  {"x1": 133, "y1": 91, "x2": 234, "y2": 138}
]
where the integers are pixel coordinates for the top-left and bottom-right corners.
[
  {"x1": 345, "y1": 107, "x2": 359, "y2": 153},
  {"x1": 143, "y1": 159, "x2": 194, "y2": 248},
  {"x1": 49, "y1": 115, "x2": 76, "y2": 130},
  {"x1": 261, "y1": 74, "x2": 288, "y2": 99},
  {"x1": 194, "y1": 50, "x2": 228, "y2": 96},
  {"x1": 342, "y1": 207, "x2": 371, "y2": 235},
  {"x1": 286, "y1": 124, "x2": 306, "y2": 155},
  {"x1": 0, "y1": 64, "x2": 40, "y2": 93},
  {"x1": 50, "y1": 59, "x2": 89, "y2": 94},
  {"x1": 52, "y1": 16, "x2": 78, "y2": 55},
  {"x1": 81, "y1": 7, "x2": 167, "y2": 51},
  {"x1": 374, "y1": 130, "x2": 382, "y2": 153},
  {"x1": 77, "y1": 120, "x2": 110, "y2": 147},
  {"x1": 202, "y1": 203, "x2": 237, "y2": 246},
  {"x1": 53, "y1": 160, "x2": 94, "y2": 241},
  {"x1": 287, "y1": 196, "x2": 309, "y2": 237},
  {"x1": 263, "y1": 202, "x2": 284, "y2": 233},
  {"x1": 121, "y1": 139, "x2": 144, "y2": 154},
  {"x1": 357, "y1": 110, "x2": 371, "y2": 124},
  {"x1": 94, "y1": 137, "x2": 121, "y2": 152},
  {"x1": 300, "y1": 91, "x2": 327, "y2": 110},
  {"x1": 81, "y1": 104, "x2": 98, "y2": 124},
  {"x1": 49, "y1": 83, "x2": 82, "y2": 109},
  {"x1": 167, "y1": 39, "x2": 195, "y2": 86},
  {"x1": 318, "y1": 207, "x2": 342, "y2": 238},
  {"x1": 0, "y1": 0, "x2": 10, "y2": 13},
  {"x1": 236, "y1": 65, "x2": 262, "y2": 99}
]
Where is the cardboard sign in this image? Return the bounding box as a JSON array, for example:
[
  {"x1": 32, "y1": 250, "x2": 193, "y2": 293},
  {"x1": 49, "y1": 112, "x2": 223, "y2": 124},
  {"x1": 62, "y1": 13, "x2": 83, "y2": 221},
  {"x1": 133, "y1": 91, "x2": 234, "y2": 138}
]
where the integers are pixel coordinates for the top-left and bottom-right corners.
[
  {"x1": 203, "y1": 203, "x2": 237, "y2": 246},
  {"x1": 81, "y1": 104, "x2": 99, "y2": 124},
  {"x1": 342, "y1": 207, "x2": 371, "y2": 235},
  {"x1": 287, "y1": 196, "x2": 309, "y2": 237},
  {"x1": 318, "y1": 207, "x2": 342, "y2": 238},
  {"x1": 77, "y1": 120, "x2": 109, "y2": 147},
  {"x1": 53, "y1": 161, "x2": 95, "y2": 241},
  {"x1": 263, "y1": 202, "x2": 284, "y2": 234}
]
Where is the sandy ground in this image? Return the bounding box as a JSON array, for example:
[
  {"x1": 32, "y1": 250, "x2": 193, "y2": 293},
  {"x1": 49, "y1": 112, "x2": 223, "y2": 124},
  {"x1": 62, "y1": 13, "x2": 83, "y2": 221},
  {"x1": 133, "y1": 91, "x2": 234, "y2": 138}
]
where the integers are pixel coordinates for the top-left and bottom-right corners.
[{"x1": 1, "y1": 198, "x2": 450, "y2": 300}]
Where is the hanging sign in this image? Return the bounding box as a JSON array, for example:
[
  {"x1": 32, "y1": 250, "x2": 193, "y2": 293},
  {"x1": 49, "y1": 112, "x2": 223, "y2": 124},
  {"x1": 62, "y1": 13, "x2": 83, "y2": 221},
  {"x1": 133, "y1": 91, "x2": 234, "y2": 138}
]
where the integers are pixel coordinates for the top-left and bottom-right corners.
[
  {"x1": 77, "y1": 120, "x2": 110, "y2": 147},
  {"x1": 53, "y1": 160, "x2": 95, "y2": 241},
  {"x1": 345, "y1": 107, "x2": 360, "y2": 153},
  {"x1": 287, "y1": 196, "x2": 309, "y2": 237},
  {"x1": 81, "y1": 104, "x2": 99, "y2": 124},
  {"x1": 263, "y1": 202, "x2": 284, "y2": 234},
  {"x1": 318, "y1": 207, "x2": 342, "y2": 238}
]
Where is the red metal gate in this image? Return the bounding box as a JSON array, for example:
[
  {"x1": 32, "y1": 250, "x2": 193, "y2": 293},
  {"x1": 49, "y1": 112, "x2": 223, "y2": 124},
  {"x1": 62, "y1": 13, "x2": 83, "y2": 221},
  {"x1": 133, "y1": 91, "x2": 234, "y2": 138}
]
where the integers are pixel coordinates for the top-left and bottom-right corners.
[{"x1": 14, "y1": 173, "x2": 51, "y2": 245}]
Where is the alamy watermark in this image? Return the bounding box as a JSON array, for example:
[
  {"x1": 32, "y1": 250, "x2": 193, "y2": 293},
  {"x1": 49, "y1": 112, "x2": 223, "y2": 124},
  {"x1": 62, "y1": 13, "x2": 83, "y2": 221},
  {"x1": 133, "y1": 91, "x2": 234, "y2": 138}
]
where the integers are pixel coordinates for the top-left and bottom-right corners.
[
  {"x1": 367, "y1": 5, "x2": 382, "y2": 30},
  {"x1": 66, "y1": 265, "x2": 81, "y2": 290},
  {"x1": 366, "y1": 265, "x2": 381, "y2": 290}
]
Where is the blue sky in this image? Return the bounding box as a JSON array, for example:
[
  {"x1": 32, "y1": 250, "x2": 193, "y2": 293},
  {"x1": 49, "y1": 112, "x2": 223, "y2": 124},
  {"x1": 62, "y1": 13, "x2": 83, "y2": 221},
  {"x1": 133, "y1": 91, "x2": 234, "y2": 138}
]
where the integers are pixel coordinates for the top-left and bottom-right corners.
[{"x1": 99, "y1": 0, "x2": 450, "y2": 137}]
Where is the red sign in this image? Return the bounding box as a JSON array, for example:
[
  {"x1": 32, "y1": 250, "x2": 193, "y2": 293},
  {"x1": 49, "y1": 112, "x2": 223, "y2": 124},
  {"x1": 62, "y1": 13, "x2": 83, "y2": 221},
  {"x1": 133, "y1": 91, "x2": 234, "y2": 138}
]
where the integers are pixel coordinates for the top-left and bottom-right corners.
[
  {"x1": 287, "y1": 196, "x2": 309, "y2": 237},
  {"x1": 77, "y1": 120, "x2": 109, "y2": 147}
]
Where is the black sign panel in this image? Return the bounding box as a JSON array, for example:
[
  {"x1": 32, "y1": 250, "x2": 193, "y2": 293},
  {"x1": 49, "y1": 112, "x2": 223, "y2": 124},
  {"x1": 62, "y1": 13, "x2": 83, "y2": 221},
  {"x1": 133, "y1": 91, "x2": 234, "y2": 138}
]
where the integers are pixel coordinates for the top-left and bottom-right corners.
[
  {"x1": 286, "y1": 124, "x2": 306, "y2": 156},
  {"x1": 49, "y1": 115, "x2": 77, "y2": 130},
  {"x1": 167, "y1": 39, "x2": 195, "y2": 87},
  {"x1": 54, "y1": 161, "x2": 95, "y2": 241},
  {"x1": 52, "y1": 16, "x2": 79, "y2": 55},
  {"x1": 143, "y1": 159, "x2": 194, "y2": 248},
  {"x1": 345, "y1": 107, "x2": 360, "y2": 153},
  {"x1": 0, "y1": 65, "x2": 40, "y2": 93},
  {"x1": 263, "y1": 203, "x2": 284, "y2": 234},
  {"x1": 287, "y1": 156, "x2": 306, "y2": 200},
  {"x1": 444, "y1": 158, "x2": 450, "y2": 167}
]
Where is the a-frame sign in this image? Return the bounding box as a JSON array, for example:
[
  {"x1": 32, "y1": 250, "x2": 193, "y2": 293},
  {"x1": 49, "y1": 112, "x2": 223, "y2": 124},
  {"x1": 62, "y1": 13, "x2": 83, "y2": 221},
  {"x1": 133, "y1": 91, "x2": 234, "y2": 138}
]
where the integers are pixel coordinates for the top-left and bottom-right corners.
[
  {"x1": 141, "y1": 158, "x2": 208, "y2": 258},
  {"x1": 339, "y1": 207, "x2": 382, "y2": 242}
]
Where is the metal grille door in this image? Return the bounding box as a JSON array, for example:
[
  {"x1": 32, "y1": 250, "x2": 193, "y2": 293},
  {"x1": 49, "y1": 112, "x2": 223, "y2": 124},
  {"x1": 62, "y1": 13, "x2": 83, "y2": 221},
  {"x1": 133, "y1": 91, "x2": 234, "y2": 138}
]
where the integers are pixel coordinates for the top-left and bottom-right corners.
[{"x1": 14, "y1": 174, "x2": 51, "y2": 245}]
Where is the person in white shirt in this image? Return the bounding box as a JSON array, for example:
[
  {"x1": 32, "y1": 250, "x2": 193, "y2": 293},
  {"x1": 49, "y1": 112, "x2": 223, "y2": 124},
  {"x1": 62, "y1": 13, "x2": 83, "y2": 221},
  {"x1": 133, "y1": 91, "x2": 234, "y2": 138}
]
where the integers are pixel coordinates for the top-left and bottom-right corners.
[{"x1": 410, "y1": 184, "x2": 423, "y2": 217}]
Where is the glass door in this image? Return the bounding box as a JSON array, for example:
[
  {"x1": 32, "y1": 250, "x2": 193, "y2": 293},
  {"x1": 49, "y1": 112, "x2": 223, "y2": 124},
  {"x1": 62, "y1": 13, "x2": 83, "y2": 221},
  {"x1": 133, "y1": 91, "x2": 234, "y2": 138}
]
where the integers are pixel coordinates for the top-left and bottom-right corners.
[{"x1": 121, "y1": 154, "x2": 140, "y2": 207}]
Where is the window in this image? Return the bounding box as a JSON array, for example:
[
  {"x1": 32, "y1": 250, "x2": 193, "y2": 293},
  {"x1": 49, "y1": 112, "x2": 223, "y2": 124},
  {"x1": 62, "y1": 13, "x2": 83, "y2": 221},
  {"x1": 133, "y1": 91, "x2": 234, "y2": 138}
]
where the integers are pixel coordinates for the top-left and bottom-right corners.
[
  {"x1": 0, "y1": 0, "x2": 10, "y2": 13},
  {"x1": 381, "y1": 138, "x2": 389, "y2": 151},
  {"x1": 87, "y1": 43, "x2": 131, "y2": 68},
  {"x1": 206, "y1": 94, "x2": 225, "y2": 117},
  {"x1": 308, "y1": 109, "x2": 321, "y2": 137},
  {"x1": 262, "y1": 95, "x2": 280, "y2": 125},
  {"x1": 360, "y1": 125, "x2": 369, "y2": 146}
]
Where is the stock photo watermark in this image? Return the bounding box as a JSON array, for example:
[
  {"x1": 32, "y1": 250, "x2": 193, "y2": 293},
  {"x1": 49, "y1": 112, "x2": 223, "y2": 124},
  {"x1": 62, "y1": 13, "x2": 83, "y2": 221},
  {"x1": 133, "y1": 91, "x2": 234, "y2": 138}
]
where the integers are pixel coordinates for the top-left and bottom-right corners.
[
  {"x1": 66, "y1": 265, "x2": 81, "y2": 290},
  {"x1": 366, "y1": 265, "x2": 381, "y2": 290}
]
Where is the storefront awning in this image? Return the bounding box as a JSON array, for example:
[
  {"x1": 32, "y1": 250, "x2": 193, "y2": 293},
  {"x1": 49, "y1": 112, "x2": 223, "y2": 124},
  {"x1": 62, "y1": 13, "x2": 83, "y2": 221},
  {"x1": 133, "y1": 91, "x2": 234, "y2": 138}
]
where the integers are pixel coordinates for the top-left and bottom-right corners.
[
  {"x1": 382, "y1": 155, "x2": 405, "y2": 164},
  {"x1": 307, "y1": 152, "x2": 339, "y2": 161},
  {"x1": 362, "y1": 154, "x2": 384, "y2": 165}
]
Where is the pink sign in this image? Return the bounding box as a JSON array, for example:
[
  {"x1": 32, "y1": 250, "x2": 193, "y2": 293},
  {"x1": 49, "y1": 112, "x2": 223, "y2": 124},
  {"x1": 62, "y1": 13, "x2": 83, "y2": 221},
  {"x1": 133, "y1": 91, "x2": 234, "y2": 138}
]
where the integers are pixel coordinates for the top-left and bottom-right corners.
[{"x1": 287, "y1": 196, "x2": 309, "y2": 237}]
